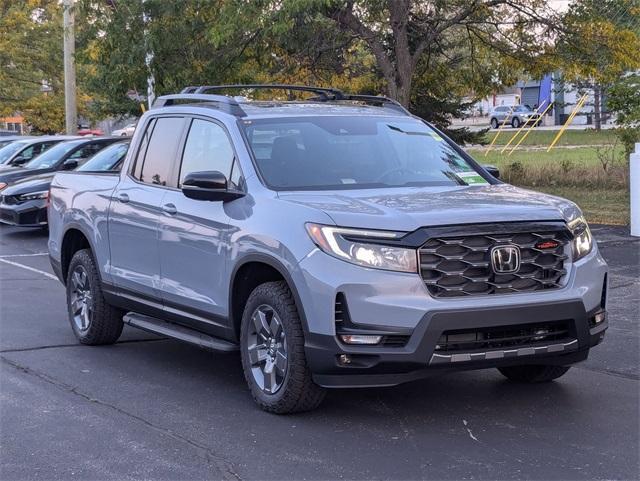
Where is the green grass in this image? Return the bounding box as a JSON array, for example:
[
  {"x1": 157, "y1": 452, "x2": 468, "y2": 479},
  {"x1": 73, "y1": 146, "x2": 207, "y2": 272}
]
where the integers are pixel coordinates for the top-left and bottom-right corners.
[
  {"x1": 468, "y1": 146, "x2": 612, "y2": 169},
  {"x1": 468, "y1": 128, "x2": 629, "y2": 225},
  {"x1": 466, "y1": 144, "x2": 629, "y2": 225},
  {"x1": 482, "y1": 128, "x2": 617, "y2": 147},
  {"x1": 526, "y1": 186, "x2": 630, "y2": 225}
]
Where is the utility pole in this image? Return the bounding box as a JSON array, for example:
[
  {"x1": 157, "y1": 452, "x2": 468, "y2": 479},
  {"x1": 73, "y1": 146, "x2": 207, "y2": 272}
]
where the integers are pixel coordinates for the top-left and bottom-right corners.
[
  {"x1": 63, "y1": 0, "x2": 77, "y2": 135},
  {"x1": 142, "y1": 0, "x2": 155, "y2": 109}
]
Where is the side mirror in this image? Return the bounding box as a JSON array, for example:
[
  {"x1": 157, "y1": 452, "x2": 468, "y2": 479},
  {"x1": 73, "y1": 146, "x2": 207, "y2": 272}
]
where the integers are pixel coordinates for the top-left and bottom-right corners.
[
  {"x1": 483, "y1": 165, "x2": 500, "y2": 179},
  {"x1": 63, "y1": 159, "x2": 79, "y2": 170},
  {"x1": 181, "y1": 170, "x2": 244, "y2": 202},
  {"x1": 11, "y1": 155, "x2": 27, "y2": 166}
]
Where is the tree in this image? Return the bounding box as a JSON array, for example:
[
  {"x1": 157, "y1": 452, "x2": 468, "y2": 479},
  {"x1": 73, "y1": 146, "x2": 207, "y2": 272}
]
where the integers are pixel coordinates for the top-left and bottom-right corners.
[
  {"x1": 0, "y1": 1, "x2": 63, "y2": 115},
  {"x1": 554, "y1": 0, "x2": 640, "y2": 129},
  {"x1": 608, "y1": 72, "x2": 640, "y2": 156}
]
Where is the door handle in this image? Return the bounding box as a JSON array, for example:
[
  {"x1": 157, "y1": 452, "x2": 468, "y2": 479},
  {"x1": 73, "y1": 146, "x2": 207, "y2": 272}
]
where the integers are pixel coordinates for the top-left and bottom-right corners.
[
  {"x1": 116, "y1": 193, "x2": 129, "y2": 203},
  {"x1": 162, "y1": 203, "x2": 177, "y2": 215}
]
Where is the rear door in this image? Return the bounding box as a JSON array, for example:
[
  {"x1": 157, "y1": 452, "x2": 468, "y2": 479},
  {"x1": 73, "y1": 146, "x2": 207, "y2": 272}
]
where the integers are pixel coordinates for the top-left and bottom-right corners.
[
  {"x1": 108, "y1": 116, "x2": 186, "y2": 300},
  {"x1": 157, "y1": 117, "x2": 240, "y2": 336}
]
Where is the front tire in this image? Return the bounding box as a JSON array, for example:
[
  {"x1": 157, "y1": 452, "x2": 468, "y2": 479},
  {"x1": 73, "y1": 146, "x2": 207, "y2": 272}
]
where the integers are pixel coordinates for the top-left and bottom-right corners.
[
  {"x1": 498, "y1": 364, "x2": 571, "y2": 383},
  {"x1": 240, "y1": 281, "x2": 325, "y2": 414},
  {"x1": 512, "y1": 117, "x2": 521, "y2": 128},
  {"x1": 66, "y1": 249, "x2": 124, "y2": 345}
]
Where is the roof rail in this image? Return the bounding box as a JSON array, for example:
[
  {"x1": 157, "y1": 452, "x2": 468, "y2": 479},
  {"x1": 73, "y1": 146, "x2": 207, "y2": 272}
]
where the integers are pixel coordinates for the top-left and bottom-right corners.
[
  {"x1": 152, "y1": 93, "x2": 246, "y2": 116},
  {"x1": 163, "y1": 84, "x2": 411, "y2": 116},
  {"x1": 340, "y1": 94, "x2": 411, "y2": 115},
  {"x1": 187, "y1": 84, "x2": 346, "y2": 100}
]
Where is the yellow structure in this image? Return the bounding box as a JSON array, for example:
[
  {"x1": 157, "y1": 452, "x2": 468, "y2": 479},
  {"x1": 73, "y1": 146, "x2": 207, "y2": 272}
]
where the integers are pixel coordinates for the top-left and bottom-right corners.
[
  {"x1": 547, "y1": 94, "x2": 588, "y2": 152},
  {"x1": 508, "y1": 102, "x2": 554, "y2": 155}
]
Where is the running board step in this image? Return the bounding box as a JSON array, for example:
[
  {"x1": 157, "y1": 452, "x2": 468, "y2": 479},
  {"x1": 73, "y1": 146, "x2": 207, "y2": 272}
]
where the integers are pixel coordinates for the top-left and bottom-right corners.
[{"x1": 123, "y1": 312, "x2": 238, "y2": 352}]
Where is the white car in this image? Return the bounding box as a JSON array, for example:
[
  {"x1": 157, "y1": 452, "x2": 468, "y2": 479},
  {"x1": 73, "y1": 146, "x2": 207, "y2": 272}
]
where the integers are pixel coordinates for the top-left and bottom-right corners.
[{"x1": 112, "y1": 123, "x2": 136, "y2": 136}]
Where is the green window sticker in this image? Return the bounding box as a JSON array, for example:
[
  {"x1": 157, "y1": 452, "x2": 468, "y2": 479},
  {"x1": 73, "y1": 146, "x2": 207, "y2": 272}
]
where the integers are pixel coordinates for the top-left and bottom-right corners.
[{"x1": 457, "y1": 171, "x2": 489, "y2": 185}]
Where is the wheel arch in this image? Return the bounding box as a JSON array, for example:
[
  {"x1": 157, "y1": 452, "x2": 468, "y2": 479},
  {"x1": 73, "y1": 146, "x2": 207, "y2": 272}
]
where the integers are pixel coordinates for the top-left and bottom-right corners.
[
  {"x1": 60, "y1": 225, "x2": 97, "y2": 284},
  {"x1": 229, "y1": 254, "x2": 309, "y2": 341}
]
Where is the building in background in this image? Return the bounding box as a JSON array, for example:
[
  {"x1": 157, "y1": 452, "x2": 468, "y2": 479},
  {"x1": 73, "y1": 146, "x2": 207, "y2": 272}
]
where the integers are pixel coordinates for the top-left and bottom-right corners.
[{"x1": 0, "y1": 115, "x2": 25, "y2": 136}]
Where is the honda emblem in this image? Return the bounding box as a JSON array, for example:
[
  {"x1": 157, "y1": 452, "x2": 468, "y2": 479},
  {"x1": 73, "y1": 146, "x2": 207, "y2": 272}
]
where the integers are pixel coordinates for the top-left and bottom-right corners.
[{"x1": 490, "y1": 245, "x2": 521, "y2": 274}]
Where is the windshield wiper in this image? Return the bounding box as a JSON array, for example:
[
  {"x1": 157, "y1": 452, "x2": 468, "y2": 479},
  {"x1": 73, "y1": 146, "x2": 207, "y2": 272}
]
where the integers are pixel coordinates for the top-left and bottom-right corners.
[{"x1": 386, "y1": 125, "x2": 430, "y2": 136}]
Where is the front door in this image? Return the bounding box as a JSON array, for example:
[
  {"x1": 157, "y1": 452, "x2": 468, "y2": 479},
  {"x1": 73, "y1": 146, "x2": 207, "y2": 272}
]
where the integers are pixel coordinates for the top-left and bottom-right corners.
[
  {"x1": 108, "y1": 116, "x2": 186, "y2": 300},
  {"x1": 158, "y1": 118, "x2": 239, "y2": 336}
]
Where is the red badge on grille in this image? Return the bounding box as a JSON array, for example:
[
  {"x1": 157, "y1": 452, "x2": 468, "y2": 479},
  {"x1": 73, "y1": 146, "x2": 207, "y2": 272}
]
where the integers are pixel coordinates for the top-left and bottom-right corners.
[{"x1": 535, "y1": 240, "x2": 560, "y2": 250}]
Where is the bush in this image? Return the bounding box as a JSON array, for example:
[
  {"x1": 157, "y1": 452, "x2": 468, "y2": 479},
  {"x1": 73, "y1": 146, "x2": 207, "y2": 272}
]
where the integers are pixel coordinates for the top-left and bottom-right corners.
[{"x1": 615, "y1": 127, "x2": 640, "y2": 158}]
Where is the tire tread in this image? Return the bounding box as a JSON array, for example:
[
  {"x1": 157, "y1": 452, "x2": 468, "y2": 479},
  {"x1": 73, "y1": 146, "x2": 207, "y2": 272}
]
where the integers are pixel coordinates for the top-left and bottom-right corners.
[
  {"x1": 241, "y1": 280, "x2": 325, "y2": 414},
  {"x1": 67, "y1": 249, "x2": 123, "y2": 345}
]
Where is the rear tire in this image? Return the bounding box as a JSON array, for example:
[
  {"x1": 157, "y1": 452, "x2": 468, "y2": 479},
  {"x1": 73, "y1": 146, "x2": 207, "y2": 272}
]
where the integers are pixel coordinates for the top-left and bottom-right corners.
[
  {"x1": 240, "y1": 281, "x2": 326, "y2": 414},
  {"x1": 66, "y1": 249, "x2": 124, "y2": 345},
  {"x1": 498, "y1": 365, "x2": 571, "y2": 383},
  {"x1": 490, "y1": 118, "x2": 499, "y2": 129}
]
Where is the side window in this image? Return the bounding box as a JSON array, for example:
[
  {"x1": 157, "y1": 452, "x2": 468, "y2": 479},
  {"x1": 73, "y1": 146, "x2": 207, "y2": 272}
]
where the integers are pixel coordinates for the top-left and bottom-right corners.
[
  {"x1": 179, "y1": 119, "x2": 235, "y2": 186},
  {"x1": 132, "y1": 118, "x2": 155, "y2": 179},
  {"x1": 19, "y1": 145, "x2": 36, "y2": 161},
  {"x1": 138, "y1": 117, "x2": 184, "y2": 186},
  {"x1": 69, "y1": 142, "x2": 105, "y2": 164}
]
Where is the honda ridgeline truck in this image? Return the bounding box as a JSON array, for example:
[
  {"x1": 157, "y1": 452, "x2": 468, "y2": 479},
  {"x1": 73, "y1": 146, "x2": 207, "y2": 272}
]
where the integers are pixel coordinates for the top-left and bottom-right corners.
[{"x1": 48, "y1": 85, "x2": 608, "y2": 413}]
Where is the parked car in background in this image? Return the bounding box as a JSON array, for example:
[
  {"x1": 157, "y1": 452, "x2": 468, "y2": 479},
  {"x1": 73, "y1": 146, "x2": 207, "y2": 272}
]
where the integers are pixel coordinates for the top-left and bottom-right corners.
[
  {"x1": 77, "y1": 128, "x2": 104, "y2": 136},
  {"x1": 0, "y1": 136, "x2": 78, "y2": 168},
  {"x1": 489, "y1": 105, "x2": 541, "y2": 129},
  {"x1": 0, "y1": 141, "x2": 129, "y2": 228},
  {"x1": 0, "y1": 136, "x2": 34, "y2": 149},
  {"x1": 48, "y1": 85, "x2": 607, "y2": 414},
  {"x1": 112, "y1": 122, "x2": 137, "y2": 136},
  {"x1": 0, "y1": 137, "x2": 121, "y2": 192}
]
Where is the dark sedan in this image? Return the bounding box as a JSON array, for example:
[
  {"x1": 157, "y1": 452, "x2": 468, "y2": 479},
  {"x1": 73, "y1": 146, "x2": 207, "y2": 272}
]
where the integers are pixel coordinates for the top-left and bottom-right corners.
[
  {"x1": 0, "y1": 137, "x2": 121, "y2": 192},
  {"x1": 0, "y1": 141, "x2": 129, "y2": 227},
  {"x1": 0, "y1": 136, "x2": 78, "y2": 167}
]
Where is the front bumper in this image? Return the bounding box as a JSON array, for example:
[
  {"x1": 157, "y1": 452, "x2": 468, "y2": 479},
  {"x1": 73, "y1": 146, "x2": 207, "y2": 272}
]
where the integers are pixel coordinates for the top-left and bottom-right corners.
[
  {"x1": 306, "y1": 302, "x2": 607, "y2": 388},
  {"x1": 0, "y1": 199, "x2": 47, "y2": 227},
  {"x1": 295, "y1": 245, "x2": 608, "y2": 388}
]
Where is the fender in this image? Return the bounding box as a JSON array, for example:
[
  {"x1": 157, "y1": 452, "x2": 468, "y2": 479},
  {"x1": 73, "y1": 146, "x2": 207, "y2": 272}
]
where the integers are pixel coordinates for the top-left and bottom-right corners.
[
  {"x1": 229, "y1": 253, "x2": 310, "y2": 335},
  {"x1": 59, "y1": 221, "x2": 106, "y2": 284}
]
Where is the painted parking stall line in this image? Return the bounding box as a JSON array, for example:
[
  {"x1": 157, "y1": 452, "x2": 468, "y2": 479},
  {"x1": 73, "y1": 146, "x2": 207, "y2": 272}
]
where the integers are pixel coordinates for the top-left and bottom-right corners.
[{"x1": 0, "y1": 258, "x2": 58, "y2": 281}]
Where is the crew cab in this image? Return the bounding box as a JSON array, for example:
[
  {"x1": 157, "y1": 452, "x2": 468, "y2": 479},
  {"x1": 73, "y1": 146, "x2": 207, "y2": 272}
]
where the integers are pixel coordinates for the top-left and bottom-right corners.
[{"x1": 48, "y1": 85, "x2": 608, "y2": 413}]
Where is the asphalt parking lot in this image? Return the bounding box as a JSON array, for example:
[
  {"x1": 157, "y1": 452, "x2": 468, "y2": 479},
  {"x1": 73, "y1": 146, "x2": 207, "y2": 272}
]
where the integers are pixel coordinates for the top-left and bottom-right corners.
[{"x1": 0, "y1": 224, "x2": 638, "y2": 480}]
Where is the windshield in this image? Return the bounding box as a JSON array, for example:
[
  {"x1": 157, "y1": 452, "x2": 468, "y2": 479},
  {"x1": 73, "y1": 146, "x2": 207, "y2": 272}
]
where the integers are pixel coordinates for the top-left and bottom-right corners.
[
  {"x1": 0, "y1": 141, "x2": 28, "y2": 163},
  {"x1": 77, "y1": 142, "x2": 128, "y2": 172},
  {"x1": 23, "y1": 140, "x2": 84, "y2": 169},
  {"x1": 241, "y1": 116, "x2": 487, "y2": 190}
]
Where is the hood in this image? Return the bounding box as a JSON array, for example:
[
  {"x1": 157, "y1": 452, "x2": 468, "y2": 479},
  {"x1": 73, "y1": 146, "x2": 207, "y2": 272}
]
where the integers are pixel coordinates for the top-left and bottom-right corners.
[
  {"x1": 0, "y1": 167, "x2": 52, "y2": 186},
  {"x1": 277, "y1": 184, "x2": 581, "y2": 232},
  {"x1": 1, "y1": 173, "x2": 54, "y2": 196}
]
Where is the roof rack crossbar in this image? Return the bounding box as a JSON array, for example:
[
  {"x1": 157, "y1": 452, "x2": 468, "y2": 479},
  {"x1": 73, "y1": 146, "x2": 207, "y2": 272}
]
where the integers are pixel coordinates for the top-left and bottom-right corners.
[
  {"x1": 153, "y1": 93, "x2": 247, "y2": 116},
  {"x1": 191, "y1": 84, "x2": 345, "y2": 100}
]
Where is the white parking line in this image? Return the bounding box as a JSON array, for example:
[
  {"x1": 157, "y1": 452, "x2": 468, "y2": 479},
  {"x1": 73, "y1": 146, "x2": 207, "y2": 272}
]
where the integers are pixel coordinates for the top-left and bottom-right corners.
[
  {"x1": 0, "y1": 258, "x2": 58, "y2": 281},
  {"x1": 0, "y1": 252, "x2": 48, "y2": 258}
]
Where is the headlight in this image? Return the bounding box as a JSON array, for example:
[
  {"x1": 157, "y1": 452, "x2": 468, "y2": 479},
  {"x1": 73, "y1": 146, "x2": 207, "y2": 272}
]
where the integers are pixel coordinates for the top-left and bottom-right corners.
[
  {"x1": 568, "y1": 215, "x2": 593, "y2": 261},
  {"x1": 0, "y1": 182, "x2": 6, "y2": 191},
  {"x1": 17, "y1": 190, "x2": 49, "y2": 201},
  {"x1": 306, "y1": 223, "x2": 417, "y2": 273}
]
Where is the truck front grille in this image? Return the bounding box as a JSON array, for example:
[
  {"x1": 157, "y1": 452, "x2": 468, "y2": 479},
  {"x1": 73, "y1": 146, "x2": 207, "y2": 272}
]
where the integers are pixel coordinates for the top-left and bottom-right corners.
[{"x1": 419, "y1": 228, "x2": 569, "y2": 298}]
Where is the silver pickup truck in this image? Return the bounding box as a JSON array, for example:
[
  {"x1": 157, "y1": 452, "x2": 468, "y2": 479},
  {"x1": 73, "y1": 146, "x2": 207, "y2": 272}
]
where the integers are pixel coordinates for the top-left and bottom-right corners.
[{"x1": 48, "y1": 85, "x2": 608, "y2": 413}]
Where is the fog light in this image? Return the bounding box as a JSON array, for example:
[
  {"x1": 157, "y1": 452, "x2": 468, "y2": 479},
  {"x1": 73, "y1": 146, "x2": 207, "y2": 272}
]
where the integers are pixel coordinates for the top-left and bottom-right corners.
[
  {"x1": 339, "y1": 334, "x2": 382, "y2": 345},
  {"x1": 338, "y1": 354, "x2": 351, "y2": 365},
  {"x1": 594, "y1": 311, "x2": 606, "y2": 324}
]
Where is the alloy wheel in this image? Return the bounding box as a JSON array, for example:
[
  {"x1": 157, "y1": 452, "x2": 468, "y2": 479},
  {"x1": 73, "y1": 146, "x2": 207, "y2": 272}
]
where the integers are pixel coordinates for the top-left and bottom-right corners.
[
  {"x1": 69, "y1": 265, "x2": 93, "y2": 332},
  {"x1": 246, "y1": 304, "x2": 288, "y2": 394}
]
